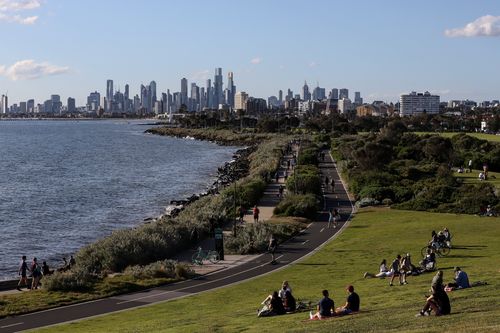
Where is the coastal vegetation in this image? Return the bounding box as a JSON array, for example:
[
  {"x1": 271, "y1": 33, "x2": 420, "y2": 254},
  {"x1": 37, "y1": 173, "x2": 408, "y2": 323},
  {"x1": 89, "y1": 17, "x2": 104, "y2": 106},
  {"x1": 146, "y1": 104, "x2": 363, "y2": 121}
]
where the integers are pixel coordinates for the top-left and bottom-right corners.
[
  {"x1": 333, "y1": 122, "x2": 500, "y2": 214},
  {"x1": 36, "y1": 208, "x2": 500, "y2": 333}
]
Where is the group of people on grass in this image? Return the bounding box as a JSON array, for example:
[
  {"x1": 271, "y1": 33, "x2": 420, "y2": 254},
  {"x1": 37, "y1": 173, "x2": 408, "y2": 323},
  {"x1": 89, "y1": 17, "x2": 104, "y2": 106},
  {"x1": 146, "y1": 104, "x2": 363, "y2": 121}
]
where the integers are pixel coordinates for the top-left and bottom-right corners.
[
  {"x1": 17, "y1": 255, "x2": 75, "y2": 291},
  {"x1": 309, "y1": 286, "x2": 360, "y2": 320},
  {"x1": 259, "y1": 281, "x2": 361, "y2": 320}
]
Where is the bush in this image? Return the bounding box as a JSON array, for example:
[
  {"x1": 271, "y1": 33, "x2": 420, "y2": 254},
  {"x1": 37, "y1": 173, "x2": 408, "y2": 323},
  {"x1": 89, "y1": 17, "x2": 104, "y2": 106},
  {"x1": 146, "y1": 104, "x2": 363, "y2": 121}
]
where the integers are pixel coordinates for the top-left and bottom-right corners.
[
  {"x1": 356, "y1": 197, "x2": 380, "y2": 208},
  {"x1": 274, "y1": 194, "x2": 318, "y2": 219},
  {"x1": 358, "y1": 186, "x2": 394, "y2": 202},
  {"x1": 123, "y1": 260, "x2": 192, "y2": 280},
  {"x1": 286, "y1": 165, "x2": 322, "y2": 195},
  {"x1": 298, "y1": 147, "x2": 319, "y2": 165},
  {"x1": 43, "y1": 266, "x2": 96, "y2": 292},
  {"x1": 224, "y1": 222, "x2": 303, "y2": 254},
  {"x1": 237, "y1": 177, "x2": 266, "y2": 207}
]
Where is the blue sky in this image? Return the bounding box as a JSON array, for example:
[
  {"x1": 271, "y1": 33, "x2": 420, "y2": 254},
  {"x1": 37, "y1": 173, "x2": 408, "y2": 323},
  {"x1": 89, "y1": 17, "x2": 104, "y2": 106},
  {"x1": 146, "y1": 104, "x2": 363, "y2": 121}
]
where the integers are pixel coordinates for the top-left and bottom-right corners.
[{"x1": 1, "y1": 0, "x2": 500, "y2": 106}]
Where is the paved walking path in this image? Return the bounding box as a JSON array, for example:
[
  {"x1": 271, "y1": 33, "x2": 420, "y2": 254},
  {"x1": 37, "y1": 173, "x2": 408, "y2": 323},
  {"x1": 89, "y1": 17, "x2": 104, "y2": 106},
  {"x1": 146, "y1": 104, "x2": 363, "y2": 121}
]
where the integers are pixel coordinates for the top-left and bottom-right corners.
[{"x1": 0, "y1": 148, "x2": 353, "y2": 333}]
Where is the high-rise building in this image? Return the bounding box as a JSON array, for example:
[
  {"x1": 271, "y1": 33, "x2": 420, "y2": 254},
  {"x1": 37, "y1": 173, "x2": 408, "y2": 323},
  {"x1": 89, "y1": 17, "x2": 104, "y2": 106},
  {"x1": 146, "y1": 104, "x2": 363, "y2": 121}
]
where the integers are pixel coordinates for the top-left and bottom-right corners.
[
  {"x1": 1, "y1": 94, "x2": 8, "y2": 114},
  {"x1": 278, "y1": 90, "x2": 283, "y2": 104},
  {"x1": 312, "y1": 84, "x2": 326, "y2": 100},
  {"x1": 286, "y1": 89, "x2": 293, "y2": 102},
  {"x1": 339, "y1": 88, "x2": 349, "y2": 99},
  {"x1": 181, "y1": 78, "x2": 188, "y2": 106},
  {"x1": 214, "y1": 67, "x2": 224, "y2": 108},
  {"x1": 400, "y1": 91, "x2": 440, "y2": 116},
  {"x1": 27, "y1": 99, "x2": 35, "y2": 113},
  {"x1": 302, "y1": 81, "x2": 311, "y2": 101},
  {"x1": 51, "y1": 95, "x2": 62, "y2": 113},
  {"x1": 227, "y1": 71, "x2": 235, "y2": 108},
  {"x1": 190, "y1": 83, "x2": 200, "y2": 111},
  {"x1": 330, "y1": 88, "x2": 339, "y2": 99},
  {"x1": 235, "y1": 91, "x2": 248, "y2": 110},
  {"x1": 338, "y1": 98, "x2": 352, "y2": 113},
  {"x1": 106, "y1": 80, "x2": 113, "y2": 101},
  {"x1": 87, "y1": 91, "x2": 100, "y2": 111},
  {"x1": 149, "y1": 81, "x2": 157, "y2": 113},
  {"x1": 354, "y1": 91, "x2": 363, "y2": 105},
  {"x1": 206, "y1": 79, "x2": 213, "y2": 109},
  {"x1": 19, "y1": 101, "x2": 27, "y2": 114},
  {"x1": 67, "y1": 97, "x2": 76, "y2": 113}
]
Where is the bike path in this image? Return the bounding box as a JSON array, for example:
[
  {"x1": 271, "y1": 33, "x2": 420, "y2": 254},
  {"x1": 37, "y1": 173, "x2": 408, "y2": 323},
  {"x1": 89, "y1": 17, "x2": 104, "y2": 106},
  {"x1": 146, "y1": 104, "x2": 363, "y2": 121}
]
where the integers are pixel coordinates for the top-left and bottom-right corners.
[{"x1": 0, "y1": 150, "x2": 353, "y2": 333}]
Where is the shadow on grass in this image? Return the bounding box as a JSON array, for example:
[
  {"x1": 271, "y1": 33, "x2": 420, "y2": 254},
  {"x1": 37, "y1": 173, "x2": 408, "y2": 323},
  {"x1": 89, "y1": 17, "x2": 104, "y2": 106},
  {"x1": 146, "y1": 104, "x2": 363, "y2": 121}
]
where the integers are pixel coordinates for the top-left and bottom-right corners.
[
  {"x1": 445, "y1": 254, "x2": 486, "y2": 259},
  {"x1": 452, "y1": 245, "x2": 487, "y2": 250},
  {"x1": 348, "y1": 225, "x2": 369, "y2": 229},
  {"x1": 295, "y1": 263, "x2": 330, "y2": 266}
]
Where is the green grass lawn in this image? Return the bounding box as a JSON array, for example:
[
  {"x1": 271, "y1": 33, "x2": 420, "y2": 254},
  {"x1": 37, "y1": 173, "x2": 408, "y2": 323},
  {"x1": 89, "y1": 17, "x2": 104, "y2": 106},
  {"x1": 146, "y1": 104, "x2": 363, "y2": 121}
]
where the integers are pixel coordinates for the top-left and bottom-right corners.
[
  {"x1": 415, "y1": 132, "x2": 500, "y2": 143},
  {"x1": 454, "y1": 169, "x2": 500, "y2": 190},
  {"x1": 35, "y1": 208, "x2": 500, "y2": 333}
]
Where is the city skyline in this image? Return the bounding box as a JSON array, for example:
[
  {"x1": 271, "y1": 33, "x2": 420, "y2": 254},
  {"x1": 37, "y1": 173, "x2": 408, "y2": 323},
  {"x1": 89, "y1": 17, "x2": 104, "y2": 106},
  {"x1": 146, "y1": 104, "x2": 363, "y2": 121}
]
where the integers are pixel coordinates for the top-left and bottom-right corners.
[{"x1": 1, "y1": 0, "x2": 500, "y2": 104}]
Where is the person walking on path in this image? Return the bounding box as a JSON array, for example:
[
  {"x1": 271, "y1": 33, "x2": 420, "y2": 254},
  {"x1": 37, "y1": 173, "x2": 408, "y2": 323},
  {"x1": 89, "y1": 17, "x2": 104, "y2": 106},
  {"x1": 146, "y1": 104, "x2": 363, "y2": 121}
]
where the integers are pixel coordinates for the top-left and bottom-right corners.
[
  {"x1": 332, "y1": 208, "x2": 341, "y2": 228},
  {"x1": 330, "y1": 178, "x2": 335, "y2": 193},
  {"x1": 328, "y1": 208, "x2": 334, "y2": 228},
  {"x1": 238, "y1": 205, "x2": 245, "y2": 224},
  {"x1": 253, "y1": 205, "x2": 260, "y2": 223},
  {"x1": 17, "y1": 255, "x2": 30, "y2": 291},
  {"x1": 268, "y1": 234, "x2": 278, "y2": 264},
  {"x1": 31, "y1": 257, "x2": 42, "y2": 290}
]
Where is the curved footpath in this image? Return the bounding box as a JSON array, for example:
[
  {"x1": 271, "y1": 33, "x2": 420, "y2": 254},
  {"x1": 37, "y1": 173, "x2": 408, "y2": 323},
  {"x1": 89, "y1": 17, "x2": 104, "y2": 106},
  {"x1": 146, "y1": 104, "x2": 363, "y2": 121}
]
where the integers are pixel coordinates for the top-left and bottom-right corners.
[{"x1": 0, "y1": 150, "x2": 353, "y2": 333}]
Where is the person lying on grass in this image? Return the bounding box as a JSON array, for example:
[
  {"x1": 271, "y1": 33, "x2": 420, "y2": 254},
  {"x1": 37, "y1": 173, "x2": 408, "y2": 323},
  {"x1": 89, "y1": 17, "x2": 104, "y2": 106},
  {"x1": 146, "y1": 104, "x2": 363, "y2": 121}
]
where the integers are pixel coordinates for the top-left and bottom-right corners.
[
  {"x1": 363, "y1": 259, "x2": 393, "y2": 278},
  {"x1": 310, "y1": 290, "x2": 335, "y2": 320},
  {"x1": 335, "y1": 285, "x2": 360, "y2": 315}
]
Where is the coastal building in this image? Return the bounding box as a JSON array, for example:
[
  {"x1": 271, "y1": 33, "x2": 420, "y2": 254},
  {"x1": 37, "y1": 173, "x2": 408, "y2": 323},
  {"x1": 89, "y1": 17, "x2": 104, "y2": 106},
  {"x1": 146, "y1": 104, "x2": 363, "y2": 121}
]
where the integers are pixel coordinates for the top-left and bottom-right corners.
[
  {"x1": 27, "y1": 99, "x2": 35, "y2": 113},
  {"x1": 227, "y1": 71, "x2": 235, "y2": 108},
  {"x1": 214, "y1": 68, "x2": 224, "y2": 107},
  {"x1": 87, "y1": 91, "x2": 100, "y2": 111},
  {"x1": 20, "y1": 101, "x2": 27, "y2": 114},
  {"x1": 106, "y1": 80, "x2": 113, "y2": 103},
  {"x1": 181, "y1": 78, "x2": 188, "y2": 106},
  {"x1": 1, "y1": 94, "x2": 8, "y2": 114},
  {"x1": 67, "y1": 97, "x2": 76, "y2": 113},
  {"x1": 400, "y1": 91, "x2": 440, "y2": 116},
  {"x1": 235, "y1": 91, "x2": 248, "y2": 110}
]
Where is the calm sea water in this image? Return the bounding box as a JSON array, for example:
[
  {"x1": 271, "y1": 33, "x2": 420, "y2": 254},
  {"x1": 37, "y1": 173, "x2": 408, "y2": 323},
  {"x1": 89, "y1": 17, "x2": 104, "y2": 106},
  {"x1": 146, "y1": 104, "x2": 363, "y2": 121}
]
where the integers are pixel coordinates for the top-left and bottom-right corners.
[{"x1": 0, "y1": 120, "x2": 237, "y2": 280}]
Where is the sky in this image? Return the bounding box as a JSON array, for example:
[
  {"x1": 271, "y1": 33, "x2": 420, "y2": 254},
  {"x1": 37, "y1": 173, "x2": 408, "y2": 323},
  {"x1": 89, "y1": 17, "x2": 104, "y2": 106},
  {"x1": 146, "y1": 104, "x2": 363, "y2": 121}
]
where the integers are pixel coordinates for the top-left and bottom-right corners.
[{"x1": 1, "y1": 0, "x2": 500, "y2": 106}]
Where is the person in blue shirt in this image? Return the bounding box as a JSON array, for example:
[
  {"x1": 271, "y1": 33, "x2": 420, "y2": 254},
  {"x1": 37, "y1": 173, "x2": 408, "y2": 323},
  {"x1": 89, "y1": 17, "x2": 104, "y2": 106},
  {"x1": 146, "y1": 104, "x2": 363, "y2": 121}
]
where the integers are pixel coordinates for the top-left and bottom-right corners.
[
  {"x1": 336, "y1": 285, "x2": 360, "y2": 315},
  {"x1": 447, "y1": 267, "x2": 470, "y2": 289},
  {"x1": 310, "y1": 290, "x2": 335, "y2": 320}
]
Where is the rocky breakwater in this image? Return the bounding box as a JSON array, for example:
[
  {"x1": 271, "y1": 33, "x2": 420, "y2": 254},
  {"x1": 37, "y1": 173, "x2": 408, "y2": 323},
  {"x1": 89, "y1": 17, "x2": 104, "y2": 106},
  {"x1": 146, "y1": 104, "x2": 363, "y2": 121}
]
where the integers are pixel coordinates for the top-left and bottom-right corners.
[{"x1": 162, "y1": 146, "x2": 254, "y2": 218}]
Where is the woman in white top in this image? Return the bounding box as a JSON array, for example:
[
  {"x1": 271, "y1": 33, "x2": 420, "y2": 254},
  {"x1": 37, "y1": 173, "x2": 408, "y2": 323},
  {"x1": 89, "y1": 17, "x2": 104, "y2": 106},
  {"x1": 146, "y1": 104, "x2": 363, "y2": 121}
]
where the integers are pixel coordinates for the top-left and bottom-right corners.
[{"x1": 364, "y1": 259, "x2": 393, "y2": 278}]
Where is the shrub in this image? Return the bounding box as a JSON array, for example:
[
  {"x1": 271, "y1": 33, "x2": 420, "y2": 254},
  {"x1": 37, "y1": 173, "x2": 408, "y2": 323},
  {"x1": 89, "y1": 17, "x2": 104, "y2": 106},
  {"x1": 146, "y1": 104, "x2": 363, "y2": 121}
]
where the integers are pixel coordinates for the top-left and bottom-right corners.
[
  {"x1": 298, "y1": 147, "x2": 319, "y2": 165},
  {"x1": 122, "y1": 260, "x2": 191, "y2": 280},
  {"x1": 224, "y1": 222, "x2": 303, "y2": 254},
  {"x1": 358, "y1": 186, "x2": 394, "y2": 202},
  {"x1": 237, "y1": 177, "x2": 266, "y2": 207},
  {"x1": 356, "y1": 197, "x2": 380, "y2": 208},
  {"x1": 286, "y1": 166, "x2": 322, "y2": 195},
  {"x1": 274, "y1": 194, "x2": 318, "y2": 219},
  {"x1": 43, "y1": 266, "x2": 96, "y2": 292}
]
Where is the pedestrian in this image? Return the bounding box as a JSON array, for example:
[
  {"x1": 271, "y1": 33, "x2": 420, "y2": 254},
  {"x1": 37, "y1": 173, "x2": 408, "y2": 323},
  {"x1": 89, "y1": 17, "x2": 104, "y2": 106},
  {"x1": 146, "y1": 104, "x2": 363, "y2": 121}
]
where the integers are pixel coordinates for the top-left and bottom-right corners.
[
  {"x1": 253, "y1": 205, "x2": 260, "y2": 223},
  {"x1": 330, "y1": 178, "x2": 335, "y2": 193},
  {"x1": 324, "y1": 176, "x2": 329, "y2": 189},
  {"x1": 31, "y1": 257, "x2": 42, "y2": 290},
  {"x1": 287, "y1": 160, "x2": 291, "y2": 170},
  {"x1": 468, "y1": 159, "x2": 472, "y2": 173},
  {"x1": 238, "y1": 205, "x2": 245, "y2": 224},
  {"x1": 69, "y1": 255, "x2": 76, "y2": 268},
  {"x1": 275, "y1": 171, "x2": 279, "y2": 183},
  {"x1": 332, "y1": 208, "x2": 340, "y2": 228},
  {"x1": 17, "y1": 255, "x2": 29, "y2": 291},
  {"x1": 268, "y1": 234, "x2": 278, "y2": 264},
  {"x1": 328, "y1": 208, "x2": 334, "y2": 228}
]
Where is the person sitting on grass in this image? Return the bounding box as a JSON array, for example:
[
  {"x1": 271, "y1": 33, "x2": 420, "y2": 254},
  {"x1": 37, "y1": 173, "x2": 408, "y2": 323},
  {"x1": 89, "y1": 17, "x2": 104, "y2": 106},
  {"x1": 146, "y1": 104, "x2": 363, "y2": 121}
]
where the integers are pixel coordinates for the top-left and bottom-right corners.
[
  {"x1": 284, "y1": 290, "x2": 297, "y2": 312},
  {"x1": 278, "y1": 280, "x2": 292, "y2": 301},
  {"x1": 419, "y1": 248, "x2": 437, "y2": 272},
  {"x1": 446, "y1": 267, "x2": 470, "y2": 290},
  {"x1": 269, "y1": 291, "x2": 286, "y2": 315},
  {"x1": 417, "y1": 271, "x2": 450, "y2": 317},
  {"x1": 310, "y1": 290, "x2": 335, "y2": 320},
  {"x1": 389, "y1": 255, "x2": 406, "y2": 286},
  {"x1": 335, "y1": 285, "x2": 360, "y2": 315},
  {"x1": 364, "y1": 259, "x2": 393, "y2": 278}
]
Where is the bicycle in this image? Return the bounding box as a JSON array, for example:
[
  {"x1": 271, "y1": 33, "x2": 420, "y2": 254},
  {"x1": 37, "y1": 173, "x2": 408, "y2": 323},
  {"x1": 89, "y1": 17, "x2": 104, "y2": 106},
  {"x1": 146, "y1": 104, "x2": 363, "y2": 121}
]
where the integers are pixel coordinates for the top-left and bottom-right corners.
[
  {"x1": 420, "y1": 243, "x2": 451, "y2": 258},
  {"x1": 191, "y1": 247, "x2": 220, "y2": 265}
]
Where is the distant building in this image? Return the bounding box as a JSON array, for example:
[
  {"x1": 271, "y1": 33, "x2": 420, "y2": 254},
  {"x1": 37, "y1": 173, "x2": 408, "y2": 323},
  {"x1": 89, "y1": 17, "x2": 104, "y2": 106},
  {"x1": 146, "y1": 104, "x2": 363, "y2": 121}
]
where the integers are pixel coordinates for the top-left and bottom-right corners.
[
  {"x1": 20, "y1": 101, "x2": 27, "y2": 114},
  {"x1": 356, "y1": 103, "x2": 392, "y2": 117},
  {"x1": 106, "y1": 80, "x2": 113, "y2": 102},
  {"x1": 302, "y1": 81, "x2": 311, "y2": 101},
  {"x1": 339, "y1": 88, "x2": 349, "y2": 100},
  {"x1": 246, "y1": 97, "x2": 267, "y2": 114},
  {"x1": 400, "y1": 91, "x2": 440, "y2": 116},
  {"x1": 67, "y1": 97, "x2": 76, "y2": 113},
  {"x1": 338, "y1": 98, "x2": 352, "y2": 113},
  {"x1": 27, "y1": 99, "x2": 35, "y2": 113},
  {"x1": 181, "y1": 78, "x2": 188, "y2": 105},
  {"x1": 1, "y1": 94, "x2": 8, "y2": 114},
  {"x1": 235, "y1": 91, "x2": 248, "y2": 110},
  {"x1": 354, "y1": 91, "x2": 363, "y2": 105},
  {"x1": 329, "y1": 88, "x2": 339, "y2": 99},
  {"x1": 87, "y1": 91, "x2": 100, "y2": 111},
  {"x1": 214, "y1": 68, "x2": 224, "y2": 107},
  {"x1": 268, "y1": 96, "x2": 279, "y2": 109}
]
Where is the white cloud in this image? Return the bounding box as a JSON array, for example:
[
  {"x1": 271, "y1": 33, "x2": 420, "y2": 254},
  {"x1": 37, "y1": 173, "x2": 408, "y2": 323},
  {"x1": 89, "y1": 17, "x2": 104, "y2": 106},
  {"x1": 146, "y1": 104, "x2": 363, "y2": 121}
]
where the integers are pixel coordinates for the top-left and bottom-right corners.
[
  {"x1": 0, "y1": 60, "x2": 70, "y2": 80},
  {"x1": 445, "y1": 15, "x2": 500, "y2": 37},
  {"x1": 0, "y1": 0, "x2": 40, "y2": 24},
  {"x1": 0, "y1": 12, "x2": 37, "y2": 24},
  {"x1": 250, "y1": 57, "x2": 262, "y2": 64},
  {"x1": 309, "y1": 61, "x2": 317, "y2": 67},
  {"x1": 0, "y1": 0, "x2": 40, "y2": 11}
]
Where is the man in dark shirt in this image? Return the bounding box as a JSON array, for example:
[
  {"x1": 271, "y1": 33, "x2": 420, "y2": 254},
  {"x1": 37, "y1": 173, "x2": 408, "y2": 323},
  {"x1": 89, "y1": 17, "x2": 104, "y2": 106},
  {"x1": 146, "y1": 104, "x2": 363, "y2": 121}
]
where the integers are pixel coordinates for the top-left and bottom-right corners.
[
  {"x1": 310, "y1": 290, "x2": 335, "y2": 320},
  {"x1": 336, "y1": 285, "x2": 360, "y2": 315},
  {"x1": 17, "y1": 255, "x2": 29, "y2": 291}
]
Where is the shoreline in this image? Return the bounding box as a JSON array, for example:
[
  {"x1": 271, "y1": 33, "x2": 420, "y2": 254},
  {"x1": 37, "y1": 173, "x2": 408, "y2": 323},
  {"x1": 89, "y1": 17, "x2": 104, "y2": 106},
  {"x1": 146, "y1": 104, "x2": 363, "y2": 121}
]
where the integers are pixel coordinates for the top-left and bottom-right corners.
[{"x1": 0, "y1": 130, "x2": 249, "y2": 283}]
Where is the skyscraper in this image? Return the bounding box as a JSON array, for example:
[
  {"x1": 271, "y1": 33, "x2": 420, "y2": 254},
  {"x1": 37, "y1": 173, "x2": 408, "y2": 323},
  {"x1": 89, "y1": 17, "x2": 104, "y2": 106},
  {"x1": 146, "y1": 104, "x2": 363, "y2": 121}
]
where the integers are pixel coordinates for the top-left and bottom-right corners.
[
  {"x1": 330, "y1": 88, "x2": 339, "y2": 99},
  {"x1": 149, "y1": 81, "x2": 157, "y2": 113},
  {"x1": 227, "y1": 71, "x2": 235, "y2": 108},
  {"x1": 354, "y1": 91, "x2": 363, "y2": 105},
  {"x1": 181, "y1": 78, "x2": 188, "y2": 106},
  {"x1": 27, "y1": 99, "x2": 35, "y2": 113},
  {"x1": 214, "y1": 68, "x2": 224, "y2": 108},
  {"x1": 106, "y1": 80, "x2": 113, "y2": 101},
  {"x1": 67, "y1": 97, "x2": 76, "y2": 113},
  {"x1": 0, "y1": 94, "x2": 8, "y2": 114},
  {"x1": 339, "y1": 88, "x2": 349, "y2": 99},
  {"x1": 206, "y1": 79, "x2": 213, "y2": 109},
  {"x1": 302, "y1": 81, "x2": 311, "y2": 101},
  {"x1": 278, "y1": 90, "x2": 283, "y2": 104}
]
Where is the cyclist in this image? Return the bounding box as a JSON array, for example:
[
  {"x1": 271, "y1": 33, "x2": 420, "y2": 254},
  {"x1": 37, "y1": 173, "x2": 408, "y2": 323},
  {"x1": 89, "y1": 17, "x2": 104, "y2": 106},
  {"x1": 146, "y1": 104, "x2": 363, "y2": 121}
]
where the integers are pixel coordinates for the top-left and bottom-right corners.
[
  {"x1": 441, "y1": 227, "x2": 452, "y2": 247},
  {"x1": 428, "y1": 230, "x2": 441, "y2": 250}
]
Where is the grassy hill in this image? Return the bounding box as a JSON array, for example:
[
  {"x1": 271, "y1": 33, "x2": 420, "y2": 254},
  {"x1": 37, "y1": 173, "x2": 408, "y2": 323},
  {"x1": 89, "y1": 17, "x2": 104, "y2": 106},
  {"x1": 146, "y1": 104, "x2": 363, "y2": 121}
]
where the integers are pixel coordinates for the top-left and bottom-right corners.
[
  {"x1": 414, "y1": 132, "x2": 500, "y2": 143},
  {"x1": 36, "y1": 208, "x2": 500, "y2": 333}
]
